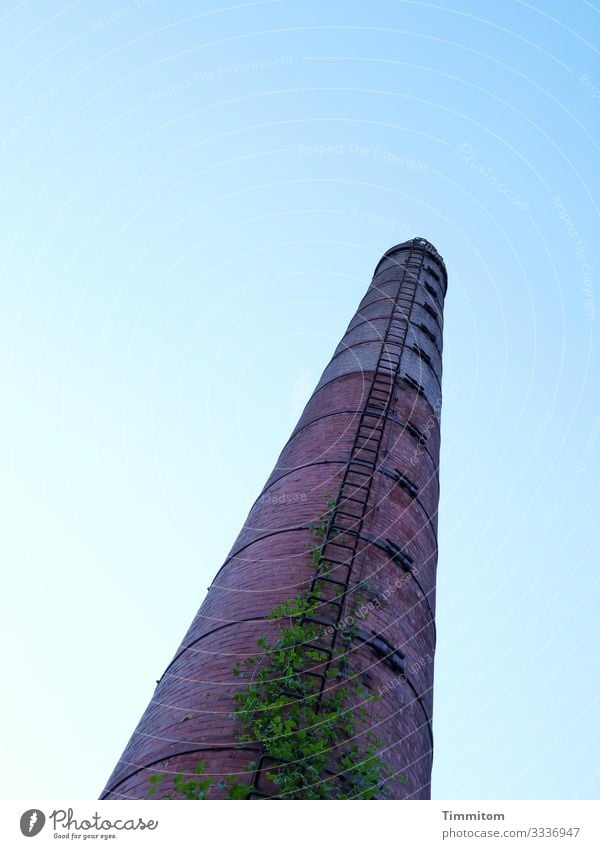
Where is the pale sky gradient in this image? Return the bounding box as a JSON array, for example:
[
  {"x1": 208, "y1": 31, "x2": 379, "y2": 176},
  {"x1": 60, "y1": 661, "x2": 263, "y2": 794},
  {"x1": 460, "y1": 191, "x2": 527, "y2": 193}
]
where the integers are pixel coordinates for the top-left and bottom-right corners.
[{"x1": 0, "y1": 0, "x2": 598, "y2": 800}]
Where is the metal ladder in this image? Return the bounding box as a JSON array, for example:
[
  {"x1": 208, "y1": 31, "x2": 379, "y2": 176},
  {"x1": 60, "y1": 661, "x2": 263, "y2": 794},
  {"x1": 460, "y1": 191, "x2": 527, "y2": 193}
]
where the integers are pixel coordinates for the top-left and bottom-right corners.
[{"x1": 248, "y1": 244, "x2": 426, "y2": 797}]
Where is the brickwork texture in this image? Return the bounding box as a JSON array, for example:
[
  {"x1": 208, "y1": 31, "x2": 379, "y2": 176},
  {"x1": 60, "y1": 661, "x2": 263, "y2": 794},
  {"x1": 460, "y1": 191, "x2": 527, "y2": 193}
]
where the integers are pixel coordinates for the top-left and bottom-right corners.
[{"x1": 101, "y1": 237, "x2": 448, "y2": 801}]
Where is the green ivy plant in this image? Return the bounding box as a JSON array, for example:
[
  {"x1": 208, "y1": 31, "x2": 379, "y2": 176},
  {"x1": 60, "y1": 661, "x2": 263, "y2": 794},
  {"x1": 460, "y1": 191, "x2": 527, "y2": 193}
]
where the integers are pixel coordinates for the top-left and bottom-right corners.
[
  {"x1": 147, "y1": 496, "x2": 406, "y2": 799},
  {"x1": 148, "y1": 762, "x2": 212, "y2": 800},
  {"x1": 229, "y1": 496, "x2": 396, "y2": 799},
  {"x1": 148, "y1": 761, "x2": 251, "y2": 800}
]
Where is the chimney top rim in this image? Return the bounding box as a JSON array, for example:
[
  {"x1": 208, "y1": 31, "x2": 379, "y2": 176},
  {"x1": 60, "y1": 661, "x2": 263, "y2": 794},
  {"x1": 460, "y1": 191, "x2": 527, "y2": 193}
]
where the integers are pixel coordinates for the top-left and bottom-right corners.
[{"x1": 374, "y1": 237, "x2": 448, "y2": 293}]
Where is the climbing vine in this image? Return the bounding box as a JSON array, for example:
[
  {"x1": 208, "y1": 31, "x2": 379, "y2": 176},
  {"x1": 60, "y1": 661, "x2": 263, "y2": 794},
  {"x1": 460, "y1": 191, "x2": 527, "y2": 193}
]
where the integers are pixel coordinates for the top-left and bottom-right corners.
[
  {"x1": 148, "y1": 496, "x2": 404, "y2": 799},
  {"x1": 230, "y1": 495, "x2": 393, "y2": 799},
  {"x1": 148, "y1": 762, "x2": 212, "y2": 800}
]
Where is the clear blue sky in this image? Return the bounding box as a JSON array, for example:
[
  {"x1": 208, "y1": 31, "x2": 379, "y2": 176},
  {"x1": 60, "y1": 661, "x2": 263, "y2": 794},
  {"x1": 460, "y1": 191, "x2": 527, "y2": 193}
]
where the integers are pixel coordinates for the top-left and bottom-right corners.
[{"x1": 1, "y1": 0, "x2": 598, "y2": 800}]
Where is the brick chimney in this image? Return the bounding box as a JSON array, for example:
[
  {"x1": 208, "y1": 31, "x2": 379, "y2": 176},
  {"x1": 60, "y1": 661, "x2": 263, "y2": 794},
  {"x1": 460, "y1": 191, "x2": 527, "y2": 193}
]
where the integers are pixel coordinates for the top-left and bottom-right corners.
[{"x1": 102, "y1": 237, "x2": 447, "y2": 800}]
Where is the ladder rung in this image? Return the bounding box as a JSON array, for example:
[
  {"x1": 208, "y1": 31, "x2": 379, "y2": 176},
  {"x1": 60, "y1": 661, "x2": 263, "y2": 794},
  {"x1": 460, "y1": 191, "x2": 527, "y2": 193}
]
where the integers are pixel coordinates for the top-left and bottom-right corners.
[
  {"x1": 284, "y1": 668, "x2": 326, "y2": 690},
  {"x1": 332, "y1": 510, "x2": 363, "y2": 524},
  {"x1": 325, "y1": 540, "x2": 356, "y2": 553},
  {"x1": 307, "y1": 593, "x2": 343, "y2": 611},
  {"x1": 320, "y1": 551, "x2": 352, "y2": 564},
  {"x1": 357, "y1": 430, "x2": 382, "y2": 442},
  {"x1": 354, "y1": 448, "x2": 378, "y2": 459},
  {"x1": 350, "y1": 458, "x2": 377, "y2": 469},
  {"x1": 338, "y1": 499, "x2": 368, "y2": 513},
  {"x1": 311, "y1": 574, "x2": 348, "y2": 590},
  {"x1": 334, "y1": 516, "x2": 362, "y2": 534},
  {"x1": 302, "y1": 614, "x2": 338, "y2": 629},
  {"x1": 350, "y1": 448, "x2": 377, "y2": 469},
  {"x1": 302, "y1": 642, "x2": 333, "y2": 660},
  {"x1": 353, "y1": 455, "x2": 377, "y2": 465},
  {"x1": 345, "y1": 469, "x2": 374, "y2": 482},
  {"x1": 341, "y1": 477, "x2": 370, "y2": 491},
  {"x1": 318, "y1": 570, "x2": 351, "y2": 587},
  {"x1": 344, "y1": 470, "x2": 372, "y2": 481},
  {"x1": 354, "y1": 452, "x2": 378, "y2": 463},
  {"x1": 330, "y1": 525, "x2": 361, "y2": 538},
  {"x1": 356, "y1": 433, "x2": 381, "y2": 444},
  {"x1": 338, "y1": 489, "x2": 369, "y2": 503},
  {"x1": 340, "y1": 486, "x2": 369, "y2": 501}
]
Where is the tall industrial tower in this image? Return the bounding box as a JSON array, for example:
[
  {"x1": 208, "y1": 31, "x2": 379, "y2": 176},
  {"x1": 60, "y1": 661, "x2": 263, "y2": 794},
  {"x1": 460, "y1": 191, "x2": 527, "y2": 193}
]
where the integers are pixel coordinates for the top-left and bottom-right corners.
[{"x1": 102, "y1": 237, "x2": 447, "y2": 800}]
